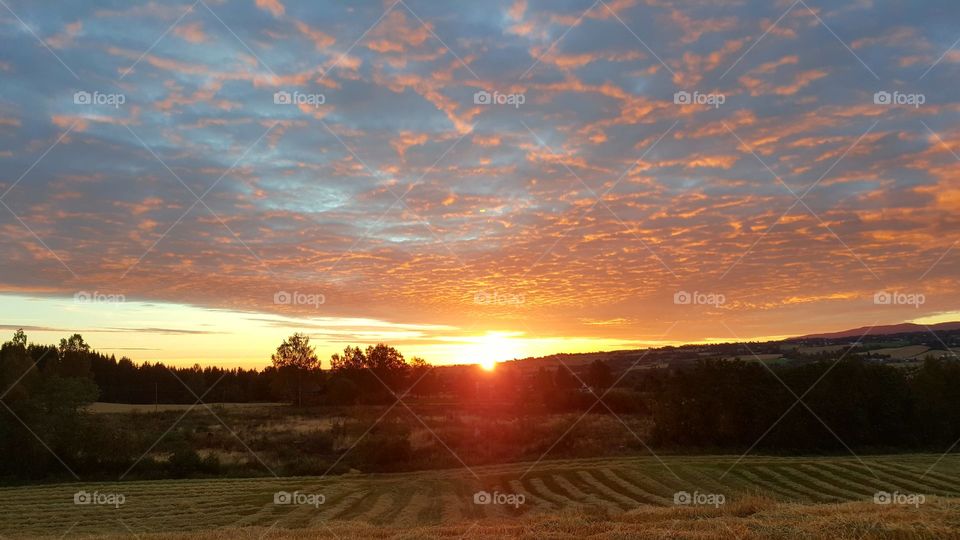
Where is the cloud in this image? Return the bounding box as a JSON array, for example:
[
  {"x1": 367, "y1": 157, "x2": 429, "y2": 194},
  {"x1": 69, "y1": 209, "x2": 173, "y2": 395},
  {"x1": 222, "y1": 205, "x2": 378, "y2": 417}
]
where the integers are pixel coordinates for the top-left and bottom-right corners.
[
  {"x1": 255, "y1": 0, "x2": 285, "y2": 18},
  {"x1": 0, "y1": 0, "x2": 957, "y2": 364},
  {"x1": 173, "y1": 21, "x2": 208, "y2": 43}
]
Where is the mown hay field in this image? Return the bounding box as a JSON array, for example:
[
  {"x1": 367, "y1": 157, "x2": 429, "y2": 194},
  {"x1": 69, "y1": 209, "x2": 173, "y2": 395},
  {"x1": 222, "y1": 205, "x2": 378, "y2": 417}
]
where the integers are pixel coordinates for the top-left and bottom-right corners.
[{"x1": 2, "y1": 454, "x2": 959, "y2": 539}]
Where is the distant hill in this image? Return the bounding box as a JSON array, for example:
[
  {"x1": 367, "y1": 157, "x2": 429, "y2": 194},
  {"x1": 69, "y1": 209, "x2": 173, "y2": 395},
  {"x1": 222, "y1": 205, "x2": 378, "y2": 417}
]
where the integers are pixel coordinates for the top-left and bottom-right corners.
[{"x1": 796, "y1": 321, "x2": 960, "y2": 340}]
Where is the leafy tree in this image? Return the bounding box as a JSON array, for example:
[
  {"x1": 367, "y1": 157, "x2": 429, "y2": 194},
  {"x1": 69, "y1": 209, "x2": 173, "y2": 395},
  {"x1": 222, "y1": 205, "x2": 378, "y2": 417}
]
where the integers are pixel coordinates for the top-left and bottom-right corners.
[
  {"x1": 12, "y1": 328, "x2": 26, "y2": 348},
  {"x1": 271, "y1": 333, "x2": 320, "y2": 406},
  {"x1": 57, "y1": 334, "x2": 92, "y2": 378},
  {"x1": 329, "y1": 345, "x2": 366, "y2": 371},
  {"x1": 58, "y1": 334, "x2": 90, "y2": 355}
]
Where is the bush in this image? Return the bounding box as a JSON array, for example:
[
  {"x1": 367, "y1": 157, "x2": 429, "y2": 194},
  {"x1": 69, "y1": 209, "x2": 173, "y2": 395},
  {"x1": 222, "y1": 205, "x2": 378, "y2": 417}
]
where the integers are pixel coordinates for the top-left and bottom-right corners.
[{"x1": 165, "y1": 446, "x2": 220, "y2": 477}]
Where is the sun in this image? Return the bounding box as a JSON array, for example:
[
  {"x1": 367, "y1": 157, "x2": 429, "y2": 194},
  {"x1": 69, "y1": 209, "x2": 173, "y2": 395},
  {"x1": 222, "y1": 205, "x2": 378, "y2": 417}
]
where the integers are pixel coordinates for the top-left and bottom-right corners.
[{"x1": 471, "y1": 332, "x2": 523, "y2": 371}]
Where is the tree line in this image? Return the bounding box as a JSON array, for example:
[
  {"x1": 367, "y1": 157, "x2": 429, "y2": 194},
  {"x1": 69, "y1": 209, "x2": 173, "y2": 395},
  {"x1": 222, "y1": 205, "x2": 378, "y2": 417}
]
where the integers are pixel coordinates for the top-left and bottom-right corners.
[{"x1": 646, "y1": 357, "x2": 960, "y2": 450}]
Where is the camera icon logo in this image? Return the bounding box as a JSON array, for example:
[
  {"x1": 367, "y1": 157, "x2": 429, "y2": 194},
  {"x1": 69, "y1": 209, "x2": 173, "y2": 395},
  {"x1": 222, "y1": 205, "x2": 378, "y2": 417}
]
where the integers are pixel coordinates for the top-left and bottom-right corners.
[
  {"x1": 873, "y1": 491, "x2": 891, "y2": 504},
  {"x1": 274, "y1": 491, "x2": 292, "y2": 504},
  {"x1": 473, "y1": 90, "x2": 492, "y2": 105},
  {"x1": 274, "y1": 91, "x2": 292, "y2": 105},
  {"x1": 873, "y1": 291, "x2": 892, "y2": 305},
  {"x1": 274, "y1": 291, "x2": 292, "y2": 305},
  {"x1": 673, "y1": 290, "x2": 692, "y2": 305},
  {"x1": 473, "y1": 490, "x2": 492, "y2": 504},
  {"x1": 74, "y1": 91, "x2": 92, "y2": 105},
  {"x1": 673, "y1": 91, "x2": 691, "y2": 105},
  {"x1": 74, "y1": 490, "x2": 92, "y2": 505},
  {"x1": 873, "y1": 91, "x2": 891, "y2": 105},
  {"x1": 673, "y1": 491, "x2": 692, "y2": 505}
]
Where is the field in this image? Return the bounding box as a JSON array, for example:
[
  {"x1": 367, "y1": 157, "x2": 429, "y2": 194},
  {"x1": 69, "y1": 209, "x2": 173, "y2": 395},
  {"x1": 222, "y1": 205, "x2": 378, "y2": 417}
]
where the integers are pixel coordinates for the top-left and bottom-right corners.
[
  {"x1": 86, "y1": 402, "x2": 284, "y2": 414},
  {"x1": 3, "y1": 454, "x2": 959, "y2": 538}
]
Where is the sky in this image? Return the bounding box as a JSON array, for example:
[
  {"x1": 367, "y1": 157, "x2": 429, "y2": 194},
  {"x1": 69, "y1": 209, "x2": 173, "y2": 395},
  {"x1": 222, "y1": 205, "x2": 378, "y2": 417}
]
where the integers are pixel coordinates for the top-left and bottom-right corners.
[{"x1": 0, "y1": 0, "x2": 959, "y2": 367}]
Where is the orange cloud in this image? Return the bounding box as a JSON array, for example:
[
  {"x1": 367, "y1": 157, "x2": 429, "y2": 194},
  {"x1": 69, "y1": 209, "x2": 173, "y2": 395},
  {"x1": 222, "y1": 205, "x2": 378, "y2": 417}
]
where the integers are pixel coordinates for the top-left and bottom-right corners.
[
  {"x1": 294, "y1": 21, "x2": 335, "y2": 50},
  {"x1": 255, "y1": 0, "x2": 285, "y2": 18},
  {"x1": 173, "y1": 21, "x2": 207, "y2": 43},
  {"x1": 46, "y1": 21, "x2": 82, "y2": 49}
]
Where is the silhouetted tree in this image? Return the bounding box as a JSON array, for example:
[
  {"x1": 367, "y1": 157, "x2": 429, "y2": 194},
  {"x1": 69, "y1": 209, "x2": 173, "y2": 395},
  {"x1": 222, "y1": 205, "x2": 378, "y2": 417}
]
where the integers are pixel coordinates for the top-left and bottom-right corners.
[
  {"x1": 271, "y1": 333, "x2": 320, "y2": 406},
  {"x1": 587, "y1": 359, "x2": 614, "y2": 391}
]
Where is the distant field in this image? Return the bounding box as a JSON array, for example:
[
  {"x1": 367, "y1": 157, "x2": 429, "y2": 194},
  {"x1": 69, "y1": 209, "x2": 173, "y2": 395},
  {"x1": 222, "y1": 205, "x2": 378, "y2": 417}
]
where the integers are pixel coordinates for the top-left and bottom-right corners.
[
  {"x1": 871, "y1": 345, "x2": 932, "y2": 360},
  {"x1": 86, "y1": 402, "x2": 283, "y2": 414},
  {"x1": 795, "y1": 345, "x2": 846, "y2": 354},
  {"x1": 724, "y1": 354, "x2": 787, "y2": 364},
  {"x1": 3, "y1": 454, "x2": 959, "y2": 538}
]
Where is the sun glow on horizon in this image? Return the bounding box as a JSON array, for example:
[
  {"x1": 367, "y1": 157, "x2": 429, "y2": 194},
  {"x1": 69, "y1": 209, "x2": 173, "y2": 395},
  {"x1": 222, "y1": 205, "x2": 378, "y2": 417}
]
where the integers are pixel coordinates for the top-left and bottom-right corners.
[{"x1": 468, "y1": 332, "x2": 524, "y2": 371}]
